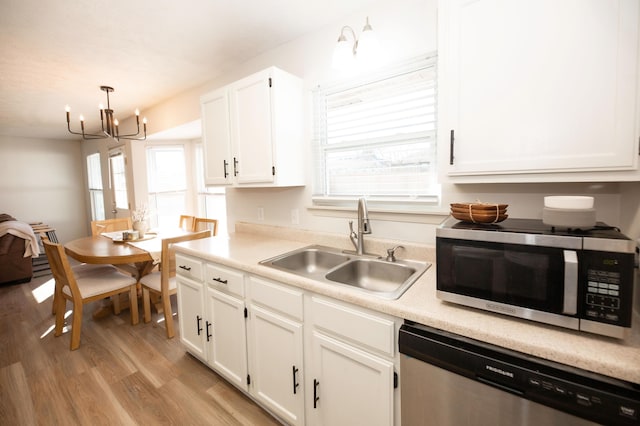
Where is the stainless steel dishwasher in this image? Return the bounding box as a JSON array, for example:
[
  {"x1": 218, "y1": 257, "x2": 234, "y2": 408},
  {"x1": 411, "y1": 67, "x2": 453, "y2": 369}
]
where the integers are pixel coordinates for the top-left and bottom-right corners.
[{"x1": 399, "y1": 322, "x2": 640, "y2": 425}]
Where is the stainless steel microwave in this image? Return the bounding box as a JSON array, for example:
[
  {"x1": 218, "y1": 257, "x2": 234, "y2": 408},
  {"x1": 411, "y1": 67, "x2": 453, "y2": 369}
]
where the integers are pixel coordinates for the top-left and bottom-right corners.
[{"x1": 436, "y1": 217, "x2": 638, "y2": 339}]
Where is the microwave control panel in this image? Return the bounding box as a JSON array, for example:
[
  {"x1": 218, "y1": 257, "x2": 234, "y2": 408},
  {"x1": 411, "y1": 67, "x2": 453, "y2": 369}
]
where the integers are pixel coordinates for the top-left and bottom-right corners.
[{"x1": 581, "y1": 251, "x2": 634, "y2": 327}]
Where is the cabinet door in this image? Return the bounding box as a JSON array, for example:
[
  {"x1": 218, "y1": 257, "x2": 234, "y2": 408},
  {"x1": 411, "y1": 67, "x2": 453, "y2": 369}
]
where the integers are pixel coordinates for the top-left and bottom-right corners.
[
  {"x1": 201, "y1": 88, "x2": 232, "y2": 185},
  {"x1": 229, "y1": 69, "x2": 275, "y2": 184},
  {"x1": 206, "y1": 286, "x2": 248, "y2": 391},
  {"x1": 176, "y1": 276, "x2": 206, "y2": 360},
  {"x1": 441, "y1": 0, "x2": 639, "y2": 177},
  {"x1": 310, "y1": 331, "x2": 394, "y2": 426},
  {"x1": 247, "y1": 305, "x2": 305, "y2": 426}
]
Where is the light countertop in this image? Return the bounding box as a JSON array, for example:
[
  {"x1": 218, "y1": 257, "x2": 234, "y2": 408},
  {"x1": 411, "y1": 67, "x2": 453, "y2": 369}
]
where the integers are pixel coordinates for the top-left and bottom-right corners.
[{"x1": 174, "y1": 223, "x2": 640, "y2": 385}]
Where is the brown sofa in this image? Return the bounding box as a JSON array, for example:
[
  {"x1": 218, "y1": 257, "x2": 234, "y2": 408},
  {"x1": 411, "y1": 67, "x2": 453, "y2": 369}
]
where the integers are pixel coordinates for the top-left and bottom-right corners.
[
  {"x1": 0, "y1": 233, "x2": 33, "y2": 285},
  {"x1": 0, "y1": 214, "x2": 37, "y2": 285}
]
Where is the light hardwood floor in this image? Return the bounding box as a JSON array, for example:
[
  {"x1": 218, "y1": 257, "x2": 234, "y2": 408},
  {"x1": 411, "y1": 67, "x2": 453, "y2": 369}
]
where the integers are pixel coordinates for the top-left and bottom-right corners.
[{"x1": 0, "y1": 274, "x2": 280, "y2": 425}]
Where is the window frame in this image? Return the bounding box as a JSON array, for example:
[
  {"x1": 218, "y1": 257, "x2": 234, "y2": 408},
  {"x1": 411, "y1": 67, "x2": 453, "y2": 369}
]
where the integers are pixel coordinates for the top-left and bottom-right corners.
[{"x1": 312, "y1": 53, "x2": 440, "y2": 212}]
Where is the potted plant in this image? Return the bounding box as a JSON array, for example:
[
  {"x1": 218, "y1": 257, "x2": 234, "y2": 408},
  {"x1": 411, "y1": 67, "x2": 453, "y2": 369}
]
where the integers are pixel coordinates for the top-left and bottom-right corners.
[{"x1": 131, "y1": 204, "x2": 149, "y2": 238}]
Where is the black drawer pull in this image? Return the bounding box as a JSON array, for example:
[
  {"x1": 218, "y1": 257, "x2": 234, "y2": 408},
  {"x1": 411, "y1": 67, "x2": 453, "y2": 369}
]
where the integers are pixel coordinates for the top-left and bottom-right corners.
[
  {"x1": 313, "y1": 379, "x2": 320, "y2": 408},
  {"x1": 292, "y1": 365, "x2": 299, "y2": 394},
  {"x1": 212, "y1": 277, "x2": 228, "y2": 284},
  {"x1": 179, "y1": 265, "x2": 192, "y2": 271}
]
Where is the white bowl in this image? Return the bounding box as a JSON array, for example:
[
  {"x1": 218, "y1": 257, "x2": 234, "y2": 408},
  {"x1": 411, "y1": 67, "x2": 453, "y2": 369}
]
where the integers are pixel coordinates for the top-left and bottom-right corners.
[{"x1": 543, "y1": 196, "x2": 594, "y2": 210}]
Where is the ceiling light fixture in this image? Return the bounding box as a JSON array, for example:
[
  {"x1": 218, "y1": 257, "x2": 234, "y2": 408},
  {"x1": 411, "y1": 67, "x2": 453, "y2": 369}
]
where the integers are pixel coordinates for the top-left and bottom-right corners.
[
  {"x1": 332, "y1": 16, "x2": 379, "y2": 70},
  {"x1": 65, "y1": 85, "x2": 147, "y2": 141}
]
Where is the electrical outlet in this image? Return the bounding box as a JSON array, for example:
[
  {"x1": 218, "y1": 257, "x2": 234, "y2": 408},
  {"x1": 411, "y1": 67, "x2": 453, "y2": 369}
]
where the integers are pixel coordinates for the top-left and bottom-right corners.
[
  {"x1": 291, "y1": 209, "x2": 299, "y2": 225},
  {"x1": 257, "y1": 207, "x2": 264, "y2": 221}
]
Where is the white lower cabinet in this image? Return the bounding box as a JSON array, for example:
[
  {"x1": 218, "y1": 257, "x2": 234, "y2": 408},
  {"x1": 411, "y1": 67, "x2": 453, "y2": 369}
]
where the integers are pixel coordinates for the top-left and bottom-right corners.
[
  {"x1": 176, "y1": 254, "x2": 400, "y2": 426},
  {"x1": 247, "y1": 276, "x2": 305, "y2": 426},
  {"x1": 176, "y1": 254, "x2": 206, "y2": 360},
  {"x1": 310, "y1": 332, "x2": 394, "y2": 426},
  {"x1": 176, "y1": 256, "x2": 248, "y2": 390},
  {"x1": 206, "y1": 286, "x2": 248, "y2": 390},
  {"x1": 176, "y1": 273, "x2": 206, "y2": 360},
  {"x1": 306, "y1": 296, "x2": 400, "y2": 426}
]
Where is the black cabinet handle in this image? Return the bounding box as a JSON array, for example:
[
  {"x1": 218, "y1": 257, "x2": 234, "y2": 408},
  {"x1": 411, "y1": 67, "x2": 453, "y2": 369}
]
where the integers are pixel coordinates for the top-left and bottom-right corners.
[
  {"x1": 179, "y1": 265, "x2": 192, "y2": 271},
  {"x1": 206, "y1": 321, "x2": 212, "y2": 342},
  {"x1": 292, "y1": 366, "x2": 299, "y2": 395},
  {"x1": 196, "y1": 315, "x2": 203, "y2": 335},
  {"x1": 212, "y1": 277, "x2": 228, "y2": 284},
  {"x1": 449, "y1": 129, "x2": 455, "y2": 165},
  {"x1": 233, "y1": 157, "x2": 239, "y2": 177},
  {"x1": 313, "y1": 379, "x2": 320, "y2": 408},
  {"x1": 223, "y1": 159, "x2": 229, "y2": 178}
]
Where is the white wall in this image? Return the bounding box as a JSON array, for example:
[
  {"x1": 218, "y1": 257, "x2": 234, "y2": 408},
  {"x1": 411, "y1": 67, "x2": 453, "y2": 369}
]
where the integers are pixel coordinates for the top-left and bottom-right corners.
[
  {"x1": 0, "y1": 135, "x2": 88, "y2": 242},
  {"x1": 118, "y1": 0, "x2": 640, "y2": 245}
]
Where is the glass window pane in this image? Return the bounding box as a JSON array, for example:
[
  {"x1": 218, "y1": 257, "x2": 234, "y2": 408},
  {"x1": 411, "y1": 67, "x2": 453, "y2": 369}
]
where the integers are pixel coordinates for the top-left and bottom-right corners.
[
  {"x1": 325, "y1": 140, "x2": 435, "y2": 196},
  {"x1": 86, "y1": 153, "x2": 103, "y2": 190},
  {"x1": 110, "y1": 154, "x2": 128, "y2": 209},
  {"x1": 147, "y1": 146, "x2": 187, "y2": 193}
]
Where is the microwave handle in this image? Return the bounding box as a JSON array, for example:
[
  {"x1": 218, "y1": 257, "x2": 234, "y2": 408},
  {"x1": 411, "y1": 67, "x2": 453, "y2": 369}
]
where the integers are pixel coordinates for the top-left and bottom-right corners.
[{"x1": 563, "y1": 250, "x2": 578, "y2": 315}]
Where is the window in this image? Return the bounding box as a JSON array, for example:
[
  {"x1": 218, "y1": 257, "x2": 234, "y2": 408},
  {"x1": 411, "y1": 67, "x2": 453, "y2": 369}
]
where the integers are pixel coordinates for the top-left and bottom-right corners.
[
  {"x1": 313, "y1": 54, "x2": 439, "y2": 210},
  {"x1": 86, "y1": 153, "x2": 105, "y2": 220},
  {"x1": 109, "y1": 151, "x2": 128, "y2": 209},
  {"x1": 146, "y1": 145, "x2": 187, "y2": 229},
  {"x1": 195, "y1": 144, "x2": 227, "y2": 236}
]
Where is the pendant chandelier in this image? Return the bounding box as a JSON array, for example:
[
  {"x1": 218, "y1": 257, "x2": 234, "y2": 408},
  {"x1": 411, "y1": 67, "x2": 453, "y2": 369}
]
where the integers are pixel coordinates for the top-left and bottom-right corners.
[{"x1": 65, "y1": 85, "x2": 147, "y2": 141}]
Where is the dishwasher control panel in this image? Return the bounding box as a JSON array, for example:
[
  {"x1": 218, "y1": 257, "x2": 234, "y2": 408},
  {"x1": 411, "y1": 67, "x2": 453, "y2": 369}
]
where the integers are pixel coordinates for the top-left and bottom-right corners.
[{"x1": 524, "y1": 373, "x2": 638, "y2": 424}]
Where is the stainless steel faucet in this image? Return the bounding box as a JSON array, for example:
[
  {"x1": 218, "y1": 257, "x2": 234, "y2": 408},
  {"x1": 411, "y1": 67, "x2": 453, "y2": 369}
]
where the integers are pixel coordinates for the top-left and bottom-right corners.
[{"x1": 349, "y1": 197, "x2": 371, "y2": 255}]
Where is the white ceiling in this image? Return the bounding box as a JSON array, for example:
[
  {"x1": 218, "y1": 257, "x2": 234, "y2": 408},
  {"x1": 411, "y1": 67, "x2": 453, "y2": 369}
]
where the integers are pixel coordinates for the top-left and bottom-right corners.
[{"x1": 0, "y1": 0, "x2": 379, "y2": 140}]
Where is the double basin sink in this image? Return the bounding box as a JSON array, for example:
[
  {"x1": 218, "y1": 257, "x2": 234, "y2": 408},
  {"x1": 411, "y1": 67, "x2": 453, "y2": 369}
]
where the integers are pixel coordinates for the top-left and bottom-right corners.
[{"x1": 260, "y1": 245, "x2": 430, "y2": 300}]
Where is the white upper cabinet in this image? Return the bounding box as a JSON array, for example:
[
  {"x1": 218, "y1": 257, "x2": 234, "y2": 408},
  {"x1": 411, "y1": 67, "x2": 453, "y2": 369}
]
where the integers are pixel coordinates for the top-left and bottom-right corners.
[
  {"x1": 439, "y1": 0, "x2": 640, "y2": 182},
  {"x1": 201, "y1": 67, "x2": 305, "y2": 187},
  {"x1": 201, "y1": 88, "x2": 232, "y2": 185}
]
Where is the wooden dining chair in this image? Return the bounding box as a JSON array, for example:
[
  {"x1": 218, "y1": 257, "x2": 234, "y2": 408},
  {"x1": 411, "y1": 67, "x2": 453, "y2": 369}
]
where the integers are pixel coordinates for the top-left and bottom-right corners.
[
  {"x1": 178, "y1": 215, "x2": 195, "y2": 231},
  {"x1": 139, "y1": 230, "x2": 210, "y2": 338},
  {"x1": 42, "y1": 232, "x2": 127, "y2": 315},
  {"x1": 90, "y1": 217, "x2": 137, "y2": 312},
  {"x1": 42, "y1": 239, "x2": 139, "y2": 350},
  {"x1": 90, "y1": 217, "x2": 132, "y2": 236},
  {"x1": 193, "y1": 217, "x2": 218, "y2": 236}
]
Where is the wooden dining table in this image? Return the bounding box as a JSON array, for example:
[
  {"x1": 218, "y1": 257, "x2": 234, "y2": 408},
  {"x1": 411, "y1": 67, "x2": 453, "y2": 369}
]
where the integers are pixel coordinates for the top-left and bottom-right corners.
[
  {"x1": 64, "y1": 234, "x2": 157, "y2": 281},
  {"x1": 64, "y1": 229, "x2": 192, "y2": 317}
]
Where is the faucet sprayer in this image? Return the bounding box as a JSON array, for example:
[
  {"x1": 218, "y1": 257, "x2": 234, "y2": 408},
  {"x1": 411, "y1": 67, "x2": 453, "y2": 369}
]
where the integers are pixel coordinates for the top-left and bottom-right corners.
[{"x1": 349, "y1": 198, "x2": 371, "y2": 255}]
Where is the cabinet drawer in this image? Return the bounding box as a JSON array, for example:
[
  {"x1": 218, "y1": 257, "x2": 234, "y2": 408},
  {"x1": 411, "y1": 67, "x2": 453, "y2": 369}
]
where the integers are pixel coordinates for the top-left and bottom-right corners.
[
  {"x1": 175, "y1": 254, "x2": 203, "y2": 282},
  {"x1": 248, "y1": 276, "x2": 303, "y2": 321},
  {"x1": 311, "y1": 296, "x2": 396, "y2": 357},
  {"x1": 205, "y1": 263, "x2": 244, "y2": 297}
]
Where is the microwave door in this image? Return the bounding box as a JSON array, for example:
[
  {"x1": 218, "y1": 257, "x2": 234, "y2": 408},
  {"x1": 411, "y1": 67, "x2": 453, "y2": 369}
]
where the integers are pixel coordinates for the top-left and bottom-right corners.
[
  {"x1": 442, "y1": 241, "x2": 568, "y2": 313},
  {"x1": 451, "y1": 246, "x2": 506, "y2": 297}
]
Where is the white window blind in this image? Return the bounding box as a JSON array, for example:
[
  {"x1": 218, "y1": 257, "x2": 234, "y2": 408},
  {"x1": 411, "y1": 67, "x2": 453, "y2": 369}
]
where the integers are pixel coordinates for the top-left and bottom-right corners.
[{"x1": 313, "y1": 54, "x2": 439, "y2": 208}]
